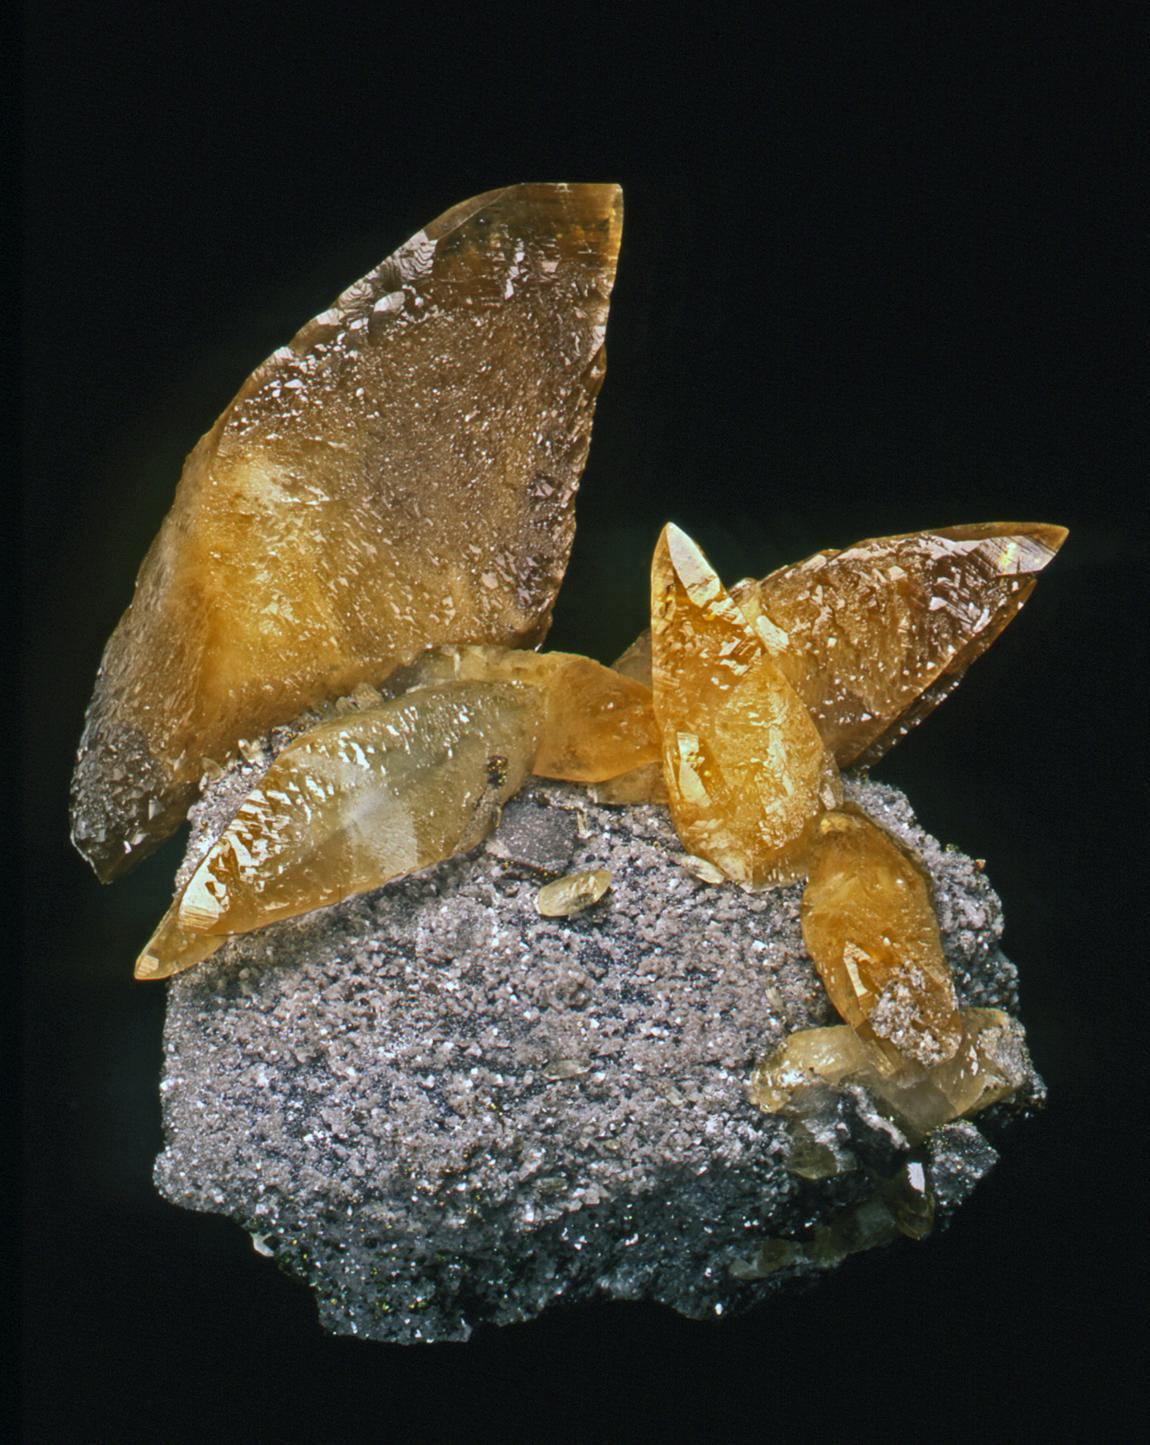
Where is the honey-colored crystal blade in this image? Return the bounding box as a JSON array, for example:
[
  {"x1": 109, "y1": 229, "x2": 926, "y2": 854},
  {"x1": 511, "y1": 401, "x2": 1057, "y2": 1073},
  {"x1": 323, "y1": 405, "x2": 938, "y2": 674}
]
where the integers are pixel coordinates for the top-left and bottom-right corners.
[
  {"x1": 175, "y1": 681, "x2": 542, "y2": 939},
  {"x1": 617, "y1": 523, "x2": 1065, "y2": 767},
  {"x1": 72, "y1": 183, "x2": 623, "y2": 880},
  {"x1": 801, "y1": 804, "x2": 962, "y2": 1068},
  {"x1": 650, "y1": 524, "x2": 841, "y2": 886},
  {"x1": 388, "y1": 644, "x2": 659, "y2": 783},
  {"x1": 135, "y1": 898, "x2": 226, "y2": 981},
  {"x1": 734, "y1": 522, "x2": 1067, "y2": 765}
]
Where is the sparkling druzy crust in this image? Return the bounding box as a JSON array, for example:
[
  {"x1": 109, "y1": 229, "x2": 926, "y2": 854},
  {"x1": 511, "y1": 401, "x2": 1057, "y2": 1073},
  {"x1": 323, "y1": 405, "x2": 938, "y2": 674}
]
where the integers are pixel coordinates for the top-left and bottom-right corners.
[{"x1": 72, "y1": 183, "x2": 623, "y2": 880}]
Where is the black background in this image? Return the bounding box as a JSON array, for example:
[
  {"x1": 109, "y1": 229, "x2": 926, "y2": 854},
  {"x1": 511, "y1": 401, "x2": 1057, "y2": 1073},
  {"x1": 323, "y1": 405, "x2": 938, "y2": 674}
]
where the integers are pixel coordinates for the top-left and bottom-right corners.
[{"x1": 19, "y1": 3, "x2": 1148, "y2": 1439}]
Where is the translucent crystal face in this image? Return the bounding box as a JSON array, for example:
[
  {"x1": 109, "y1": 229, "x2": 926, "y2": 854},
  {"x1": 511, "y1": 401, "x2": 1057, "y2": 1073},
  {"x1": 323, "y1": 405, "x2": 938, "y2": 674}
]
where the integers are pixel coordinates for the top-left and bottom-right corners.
[
  {"x1": 733, "y1": 522, "x2": 1068, "y2": 765},
  {"x1": 616, "y1": 522, "x2": 1066, "y2": 766},
  {"x1": 800, "y1": 805, "x2": 962, "y2": 1069},
  {"x1": 173, "y1": 682, "x2": 541, "y2": 939},
  {"x1": 71, "y1": 183, "x2": 623, "y2": 881},
  {"x1": 649, "y1": 524, "x2": 842, "y2": 886}
]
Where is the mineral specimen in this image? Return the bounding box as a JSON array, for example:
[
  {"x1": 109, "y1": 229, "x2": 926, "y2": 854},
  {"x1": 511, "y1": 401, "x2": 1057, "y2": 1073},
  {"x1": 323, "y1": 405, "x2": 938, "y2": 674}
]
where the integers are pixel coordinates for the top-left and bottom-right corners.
[
  {"x1": 71, "y1": 182, "x2": 623, "y2": 880},
  {"x1": 153, "y1": 772, "x2": 1042, "y2": 1342},
  {"x1": 650, "y1": 523, "x2": 841, "y2": 886},
  {"x1": 72, "y1": 180, "x2": 1065, "y2": 1342}
]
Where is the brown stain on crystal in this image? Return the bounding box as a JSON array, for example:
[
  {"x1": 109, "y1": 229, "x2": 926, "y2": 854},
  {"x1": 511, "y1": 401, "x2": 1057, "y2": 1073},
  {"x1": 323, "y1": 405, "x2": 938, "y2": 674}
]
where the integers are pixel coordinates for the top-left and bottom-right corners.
[{"x1": 72, "y1": 183, "x2": 623, "y2": 880}]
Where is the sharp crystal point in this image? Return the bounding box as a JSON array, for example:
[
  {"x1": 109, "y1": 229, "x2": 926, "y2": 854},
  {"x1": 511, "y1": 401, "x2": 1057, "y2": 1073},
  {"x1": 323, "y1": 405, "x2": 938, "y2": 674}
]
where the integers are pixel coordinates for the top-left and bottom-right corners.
[
  {"x1": 71, "y1": 183, "x2": 623, "y2": 880},
  {"x1": 617, "y1": 521, "x2": 1067, "y2": 766},
  {"x1": 174, "y1": 682, "x2": 542, "y2": 940},
  {"x1": 650, "y1": 524, "x2": 842, "y2": 886}
]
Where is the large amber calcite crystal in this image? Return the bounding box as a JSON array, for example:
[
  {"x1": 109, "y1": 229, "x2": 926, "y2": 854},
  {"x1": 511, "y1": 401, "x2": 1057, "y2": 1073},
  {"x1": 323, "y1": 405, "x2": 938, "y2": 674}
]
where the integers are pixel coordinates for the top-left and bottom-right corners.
[
  {"x1": 72, "y1": 183, "x2": 623, "y2": 880},
  {"x1": 731, "y1": 522, "x2": 1067, "y2": 764},
  {"x1": 650, "y1": 524, "x2": 841, "y2": 885},
  {"x1": 800, "y1": 805, "x2": 962, "y2": 1069},
  {"x1": 172, "y1": 681, "x2": 542, "y2": 943},
  {"x1": 617, "y1": 523, "x2": 1066, "y2": 766}
]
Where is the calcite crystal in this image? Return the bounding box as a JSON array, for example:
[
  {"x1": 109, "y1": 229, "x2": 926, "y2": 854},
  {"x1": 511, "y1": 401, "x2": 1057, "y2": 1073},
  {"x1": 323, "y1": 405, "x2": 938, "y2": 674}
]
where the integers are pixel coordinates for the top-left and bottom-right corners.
[
  {"x1": 72, "y1": 183, "x2": 623, "y2": 880},
  {"x1": 619, "y1": 522, "x2": 1066, "y2": 765},
  {"x1": 800, "y1": 805, "x2": 962, "y2": 1069},
  {"x1": 732, "y1": 523, "x2": 1068, "y2": 764},
  {"x1": 176, "y1": 682, "x2": 540, "y2": 945},
  {"x1": 650, "y1": 524, "x2": 841, "y2": 886},
  {"x1": 72, "y1": 180, "x2": 1065, "y2": 1340},
  {"x1": 536, "y1": 867, "x2": 613, "y2": 917}
]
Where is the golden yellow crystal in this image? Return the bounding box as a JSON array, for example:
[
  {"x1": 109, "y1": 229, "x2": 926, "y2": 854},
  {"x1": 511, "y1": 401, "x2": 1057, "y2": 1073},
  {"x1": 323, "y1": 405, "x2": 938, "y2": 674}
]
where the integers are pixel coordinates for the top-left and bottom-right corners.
[
  {"x1": 173, "y1": 682, "x2": 541, "y2": 941},
  {"x1": 650, "y1": 524, "x2": 841, "y2": 886},
  {"x1": 732, "y1": 522, "x2": 1067, "y2": 764},
  {"x1": 135, "y1": 899, "x2": 225, "y2": 980},
  {"x1": 616, "y1": 523, "x2": 1066, "y2": 766},
  {"x1": 749, "y1": 1007, "x2": 1033, "y2": 1136},
  {"x1": 390, "y1": 644, "x2": 659, "y2": 783},
  {"x1": 800, "y1": 805, "x2": 962, "y2": 1068},
  {"x1": 72, "y1": 183, "x2": 623, "y2": 880}
]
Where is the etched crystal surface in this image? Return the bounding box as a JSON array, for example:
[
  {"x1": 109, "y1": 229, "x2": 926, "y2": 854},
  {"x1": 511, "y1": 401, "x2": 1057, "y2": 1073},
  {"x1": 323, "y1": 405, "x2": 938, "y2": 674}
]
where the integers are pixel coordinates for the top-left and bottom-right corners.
[
  {"x1": 71, "y1": 183, "x2": 622, "y2": 880},
  {"x1": 175, "y1": 682, "x2": 541, "y2": 941},
  {"x1": 618, "y1": 523, "x2": 1066, "y2": 764},
  {"x1": 800, "y1": 804, "x2": 962, "y2": 1068},
  {"x1": 650, "y1": 524, "x2": 841, "y2": 885}
]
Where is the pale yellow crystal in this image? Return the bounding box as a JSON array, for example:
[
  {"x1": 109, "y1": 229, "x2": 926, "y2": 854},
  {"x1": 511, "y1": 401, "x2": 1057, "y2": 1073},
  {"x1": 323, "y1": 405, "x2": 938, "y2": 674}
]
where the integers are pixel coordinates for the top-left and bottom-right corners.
[
  {"x1": 750, "y1": 1007, "x2": 1033, "y2": 1136},
  {"x1": 71, "y1": 183, "x2": 623, "y2": 880},
  {"x1": 390, "y1": 644, "x2": 659, "y2": 783},
  {"x1": 650, "y1": 524, "x2": 841, "y2": 886},
  {"x1": 176, "y1": 682, "x2": 541, "y2": 939},
  {"x1": 536, "y1": 868, "x2": 613, "y2": 917}
]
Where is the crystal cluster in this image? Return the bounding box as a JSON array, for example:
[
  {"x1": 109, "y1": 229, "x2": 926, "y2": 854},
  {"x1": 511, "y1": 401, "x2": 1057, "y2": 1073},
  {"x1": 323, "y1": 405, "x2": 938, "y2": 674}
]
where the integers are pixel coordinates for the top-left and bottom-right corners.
[{"x1": 72, "y1": 183, "x2": 1066, "y2": 1314}]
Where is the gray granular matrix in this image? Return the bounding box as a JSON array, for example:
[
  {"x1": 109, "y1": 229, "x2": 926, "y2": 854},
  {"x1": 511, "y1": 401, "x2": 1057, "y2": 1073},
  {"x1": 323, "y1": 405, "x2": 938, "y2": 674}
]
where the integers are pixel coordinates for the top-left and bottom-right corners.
[{"x1": 157, "y1": 771, "x2": 1042, "y2": 1343}]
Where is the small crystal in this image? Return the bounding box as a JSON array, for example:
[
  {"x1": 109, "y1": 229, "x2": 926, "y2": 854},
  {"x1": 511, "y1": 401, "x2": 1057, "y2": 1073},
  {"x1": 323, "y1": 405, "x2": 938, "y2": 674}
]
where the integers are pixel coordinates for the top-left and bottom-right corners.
[
  {"x1": 536, "y1": 869, "x2": 613, "y2": 918},
  {"x1": 801, "y1": 805, "x2": 962, "y2": 1069}
]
